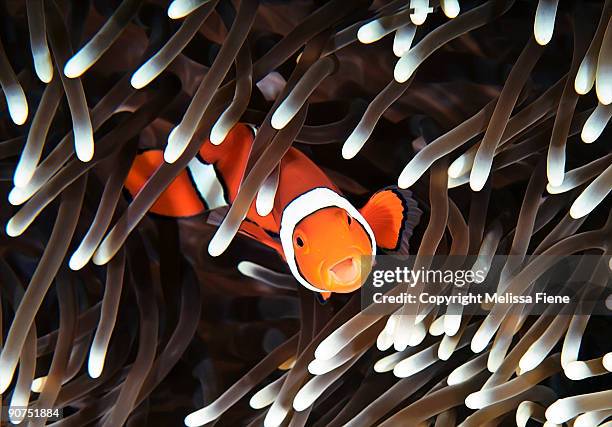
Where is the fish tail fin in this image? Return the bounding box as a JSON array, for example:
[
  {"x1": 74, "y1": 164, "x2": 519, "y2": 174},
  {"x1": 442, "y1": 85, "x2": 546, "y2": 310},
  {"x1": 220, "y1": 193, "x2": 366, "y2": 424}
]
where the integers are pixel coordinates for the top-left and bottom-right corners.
[
  {"x1": 125, "y1": 150, "x2": 206, "y2": 217},
  {"x1": 359, "y1": 187, "x2": 422, "y2": 255}
]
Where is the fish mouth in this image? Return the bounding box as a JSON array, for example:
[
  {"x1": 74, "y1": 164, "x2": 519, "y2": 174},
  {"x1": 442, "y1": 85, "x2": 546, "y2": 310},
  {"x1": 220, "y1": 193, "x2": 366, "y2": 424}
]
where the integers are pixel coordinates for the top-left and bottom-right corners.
[{"x1": 328, "y1": 257, "x2": 360, "y2": 285}]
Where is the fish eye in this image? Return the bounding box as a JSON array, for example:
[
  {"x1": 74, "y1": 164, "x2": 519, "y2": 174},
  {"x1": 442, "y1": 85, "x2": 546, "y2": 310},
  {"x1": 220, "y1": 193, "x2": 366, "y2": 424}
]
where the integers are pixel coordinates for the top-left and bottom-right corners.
[{"x1": 296, "y1": 236, "x2": 304, "y2": 247}]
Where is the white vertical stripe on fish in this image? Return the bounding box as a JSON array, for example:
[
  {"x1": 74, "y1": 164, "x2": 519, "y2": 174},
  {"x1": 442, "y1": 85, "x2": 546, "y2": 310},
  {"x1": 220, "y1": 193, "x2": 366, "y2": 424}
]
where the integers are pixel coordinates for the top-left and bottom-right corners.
[{"x1": 187, "y1": 158, "x2": 228, "y2": 209}]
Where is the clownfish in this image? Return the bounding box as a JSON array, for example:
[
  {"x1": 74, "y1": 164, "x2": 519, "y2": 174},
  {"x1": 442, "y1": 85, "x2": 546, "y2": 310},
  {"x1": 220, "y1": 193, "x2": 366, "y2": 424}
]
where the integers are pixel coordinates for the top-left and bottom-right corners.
[{"x1": 125, "y1": 124, "x2": 421, "y2": 299}]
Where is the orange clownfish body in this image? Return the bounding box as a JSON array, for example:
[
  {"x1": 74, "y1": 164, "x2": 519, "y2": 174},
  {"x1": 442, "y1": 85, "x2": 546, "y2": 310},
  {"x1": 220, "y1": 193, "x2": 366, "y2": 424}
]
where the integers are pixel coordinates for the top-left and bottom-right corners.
[{"x1": 125, "y1": 124, "x2": 421, "y2": 299}]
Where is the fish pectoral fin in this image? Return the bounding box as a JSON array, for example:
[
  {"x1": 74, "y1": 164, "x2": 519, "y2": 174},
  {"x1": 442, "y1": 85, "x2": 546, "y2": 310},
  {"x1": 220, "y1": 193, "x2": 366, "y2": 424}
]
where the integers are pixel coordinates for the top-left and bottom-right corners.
[
  {"x1": 238, "y1": 220, "x2": 285, "y2": 258},
  {"x1": 359, "y1": 187, "x2": 422, "y2": 255},
  {"x1": 207, "y1": 207, "x2": 284, "y2": 258},
  {"x1": 317, "y1": 291, "x2": 332, "y2": 304}
]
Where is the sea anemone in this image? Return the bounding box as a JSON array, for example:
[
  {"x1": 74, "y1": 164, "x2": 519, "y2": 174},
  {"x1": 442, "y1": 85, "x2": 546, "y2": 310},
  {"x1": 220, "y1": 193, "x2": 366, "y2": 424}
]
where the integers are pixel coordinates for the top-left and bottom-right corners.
[{"x1": 0, "y1": 0, "x2": 610, "y2": 426}]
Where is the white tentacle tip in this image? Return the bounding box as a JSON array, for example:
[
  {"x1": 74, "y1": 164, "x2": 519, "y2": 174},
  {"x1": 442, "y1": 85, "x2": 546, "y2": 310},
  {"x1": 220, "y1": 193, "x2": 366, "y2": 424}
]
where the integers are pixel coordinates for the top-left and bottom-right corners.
[
  {"x1": 183, "y1": 416, "x2": 196, "y2": 427},
  {"x1": 580, "y1": 116, "x2": 607, "y2": 143},
  {"x1": 470, "y1": 334, "x2": 490, "y2": 353},
  {"x1": 469, "y1": 179, "x2": 486, "y2": 192},
  {"x1": 237, "y1": 261, "x2": 253, "y2": 277},
  {"x1": 357, "y1": 22, "x2": 383, "y2": 44},
  {"x1": 292, "y1": 390, "x2": 312, "y2": 412},
  {"x1": 256, "y1": 196, "x2": 274, "y2": 217},
  {"x1": 393, "y1": 48, "x2": 420, "y2": 83},
  {"x1": 546, "y1": 182, "x2": 562, "y2": 194},
  {"x1": 13, "y1": 168, "x2": 34, "y2": 189},
  {"x1": 376, "y1": 332, "x2": 393, "y2": 351},
  {"x1": 184, "y1": 409, "x2": 213, "y2": 427},
  {"x1": 209, "y1": 123, "x2": 229, "y2": 145},
  {"x1": 37, "y1": 70, "x2": 53, "y2": 84},
  {"x1": 207, "y1": 235, "x2": 228, "y2": 257},
  {"x1": 563, "y1": 361, "x2": 590, "y2": 380},
  {"x1": 0, "y1": 367, "x2": 13, "y2": 394},
  {"x1": 442, "y1": 1, "x2": 460, "y2": 18},
  {"x1": 342, "y1": 130, "x2": 367, "y2": 159},
  {"x1": 596, "y1": 85, "x2": 612, "y2": 106},
  {"x1": 87, "y1": 350, "x2": 106, "y2": 378},
  {"x1": 308, "y1": 359, "x2": 328, "y2": 375},
  {"x1": 249, "y1": 386, "x2": 276, "y2": 409},
  {"x1": 7, "y1": 94, "x2": 28, "y2": 125},
  {"x1": 410, "y1": 8, "x2": 430, "y2": 26},
  {"x1": 544, "y1": 400, "x2": 569, "y2": 424},
  {"x1": 464, "y1": 393, "x2": 481, "y2": 410},
  {"x1": 76, "y1": 144, "x2": 95, "y2": 162},
  {"x1": 603, "y1": 352, "x2": 612, "y2": 371},
  {"x1": 8, "y1": 187, "x2": 26, "y2": 205},
  {"x1": 398, "y1": 166, "x2": 420, "y2": 188},
  {"x1": 164, "y1": 127, "x2": 185, "y2": 163},
  {"x1": 68, "y1": 250, "x2": 89, "y2": 271},
  {"x1": 580, "y1": 128, "x2": 598, "y2": 143},
  {"x1": 393, "y1": 64, "x2": 413, "y2": 84},
  {"x1": 393, "y1": 45, "x2": 409, "y2": 58},
  {"x1": 74, "y1": 126, "x2": 95, "y2": 162},
  {"x1": 341, "y1": 142, "x2": 358, "y2": 159},
  {"x1": 31, "y1": 377, "x2": 46, "y2": 393},
  {"x1": 313, "y1": 344, "x2": 335, "y2": 361},
  {"x1": 256, "y1": 202, "x2": 273, "y2": 217},
  {"x1": 167, "y1": 1, "x2": 184, "y2": 19},
  {"x1": 130, "y1": 69, "x2": 150, "y2": 89},
  {"x1": 547, "y1": 175, "x2": 564, "y2": 189},
  {"x1": 469, "y1": 168, "x2": 488, "y2": 192},
  {"x1": 534, "y1": 25, "x2": 554, "y2": 46},
  {"x1": 569, "y1": 198, "x2": 590, "y2": 219},
  {"x1": 163, "y1": 147, "x2": 181, "y2": 163},
  {"x1": 397, "y1": 175, "x2": 411, "y2": 189},
  {"x1": 92, "y1": 244, "x2": 113, "y2": 266},
  {"x1": 574, "y1": 66, "x2": 593, "y2": 95},
  {"x1": 392, "y1": 361, "x2": 415, "y2": 378},
  {"x1": 33, "y1": 53, "x2": 54, "y2": 83},
  {"x1": 447, "y1": 369, "x2": 464, "y2": 386},
  {"x1": 168, "y1": 0, "x2": 210, "y2": 19},
  {"x1": 393, "y1": 341, "x2": 408, "y2": 352},
  {"x1": 168, "y1": 0, "x2": 197, "y2": 19},
  {"x1": 263, "y1": 409, "x2": 286, "y2": 427},
  {"x1": 64, "y1": 56, "x2": 86, "y2": 79},
  {"x1": 448, "y1": 155, "x2": 469, "y2": 178},
  {"x1": 534, "y1": 32, "x2": 553, "y2": 46},
  {"x1": 6, "y1": 217, "x2": 24, "y2": 237},
  {"x1": 518, "y1": 352, "x2": 540, "y2": 372},
  {"x1": 270, "y1": 109, "x2": 291, "y2": 130},
  {"x1": 533, "y1": 0, "x2": 557, "y2": 45}
]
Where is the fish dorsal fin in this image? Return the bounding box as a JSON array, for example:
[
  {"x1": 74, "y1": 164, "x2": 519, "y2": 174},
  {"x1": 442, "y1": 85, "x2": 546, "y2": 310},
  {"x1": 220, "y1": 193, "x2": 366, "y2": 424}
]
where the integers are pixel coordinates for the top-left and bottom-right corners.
[{"x1": 359, "y1": 188, "x2": 422, "y2": 255}]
